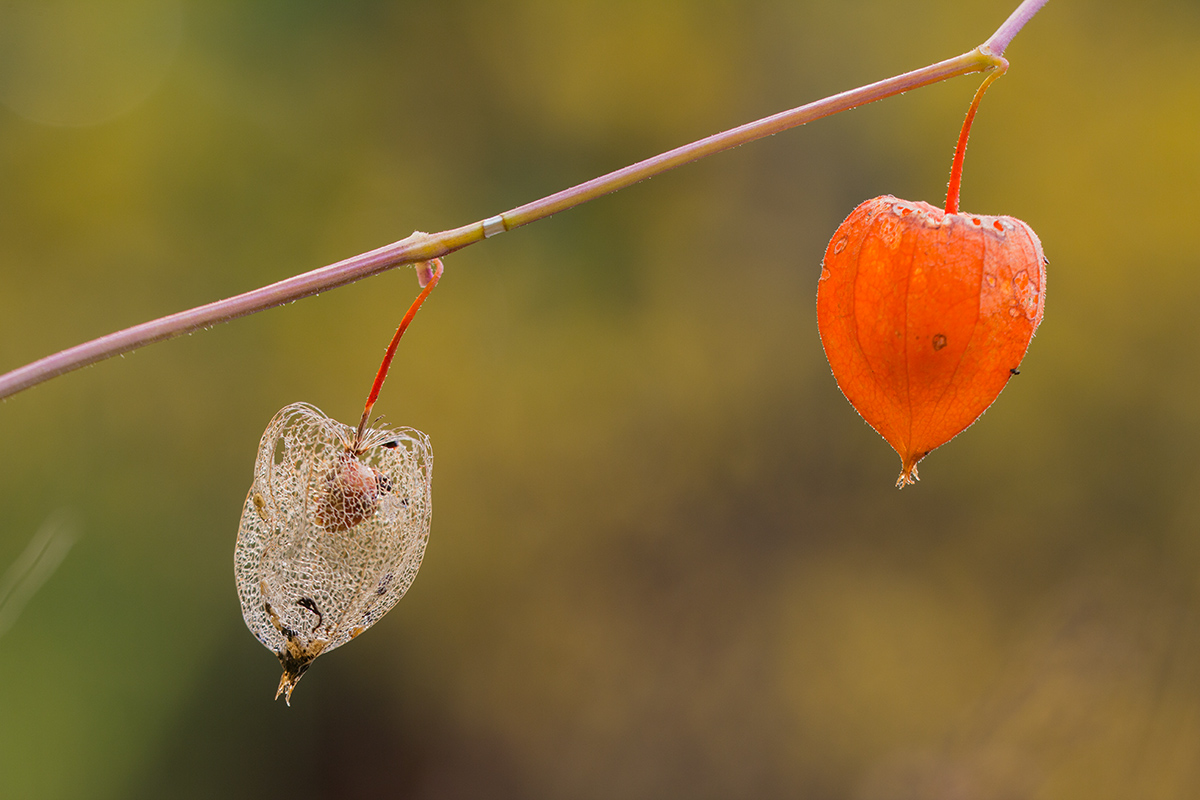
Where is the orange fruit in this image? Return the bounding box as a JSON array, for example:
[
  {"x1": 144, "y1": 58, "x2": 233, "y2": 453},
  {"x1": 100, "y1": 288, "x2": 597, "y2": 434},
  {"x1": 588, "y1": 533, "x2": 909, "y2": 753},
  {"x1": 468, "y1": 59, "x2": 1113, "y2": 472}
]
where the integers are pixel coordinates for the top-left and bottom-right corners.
[{"x1": 817, "y1": 195, "x2": 1045, "y2": 485}]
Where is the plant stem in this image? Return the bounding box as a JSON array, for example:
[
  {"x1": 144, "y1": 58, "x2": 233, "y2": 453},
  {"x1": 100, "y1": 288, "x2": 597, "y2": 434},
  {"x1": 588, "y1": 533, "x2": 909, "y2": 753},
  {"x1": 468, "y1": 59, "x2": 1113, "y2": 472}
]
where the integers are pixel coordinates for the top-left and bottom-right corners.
[
  {"x1": 0, "y1": 1, "x2": 1049, "y2": 402},
  {"x1": 984, "y1": 0, "x2": 1051, "y2": 57},
  {"x1": 355, "y1": 258, "x2": 443, "y2": 447},
  {"x1": 945, "y1": 65, "x2": 1007, "y2": 215}
]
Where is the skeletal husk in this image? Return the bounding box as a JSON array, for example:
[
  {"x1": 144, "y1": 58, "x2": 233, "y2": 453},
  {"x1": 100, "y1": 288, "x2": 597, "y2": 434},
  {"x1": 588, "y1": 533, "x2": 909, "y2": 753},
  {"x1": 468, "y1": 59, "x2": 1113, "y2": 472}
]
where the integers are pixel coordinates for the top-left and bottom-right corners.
[{"x1": 234, "y1": 402, "x2": 433, "y2": 704}]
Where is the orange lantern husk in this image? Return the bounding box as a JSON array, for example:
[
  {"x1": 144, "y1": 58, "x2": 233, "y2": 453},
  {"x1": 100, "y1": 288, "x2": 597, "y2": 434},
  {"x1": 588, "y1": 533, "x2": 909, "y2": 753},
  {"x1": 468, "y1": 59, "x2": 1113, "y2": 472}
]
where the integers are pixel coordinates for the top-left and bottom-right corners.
[{"x1": 816, "y1": 196, "x2": 1045, "y2": 486}]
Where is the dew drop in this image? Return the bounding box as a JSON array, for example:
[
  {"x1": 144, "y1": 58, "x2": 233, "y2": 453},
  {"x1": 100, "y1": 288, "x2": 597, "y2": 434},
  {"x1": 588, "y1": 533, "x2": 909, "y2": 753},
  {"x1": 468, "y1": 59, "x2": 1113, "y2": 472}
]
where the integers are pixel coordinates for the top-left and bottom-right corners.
[
  {"x1": 877, "y1": 215, "x2": 901, "y2": 247},
  {"x1": 832, "y1": 236, "x2": 847, "y2": 254},
  {"x1": 985, "y1": 273, "x2": 997, "y2": 288},
  {"x1": 820, "y1": 267, "x2": 831, "y2": 281},
  {"x1": 1012, "y1": 270, "x2": 1038, "y2": 313},
  {"x1": 1008, "y1": 307, "x2": 1020, "y2": 317}
]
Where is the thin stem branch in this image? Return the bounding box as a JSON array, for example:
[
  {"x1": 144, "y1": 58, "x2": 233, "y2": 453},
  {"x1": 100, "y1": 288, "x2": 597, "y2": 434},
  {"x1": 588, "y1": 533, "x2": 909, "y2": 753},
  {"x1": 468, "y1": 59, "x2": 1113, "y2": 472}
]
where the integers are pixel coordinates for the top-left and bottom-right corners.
[
  {"x1": 497, "y1": 50, "x2": 993, "y2": 232},
  {"x1": 0, "y1": 0, "x2": 1049, "y2": 402},
  {"x1": 355, "y1": 258, "x2": 443, "y2": 446},
  {"x1": 945, "y1": 65, "x2": 1008, "y2": 214},
  {"x1": 984, "y1": 0, "x2": 1051, "y2": 57}
]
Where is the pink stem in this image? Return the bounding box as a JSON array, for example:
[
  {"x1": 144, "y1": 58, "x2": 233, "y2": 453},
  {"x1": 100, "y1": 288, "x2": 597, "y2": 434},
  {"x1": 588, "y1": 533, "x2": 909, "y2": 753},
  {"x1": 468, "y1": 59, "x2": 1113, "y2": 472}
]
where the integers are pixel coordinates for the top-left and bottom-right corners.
[
  {"x1": 984, "y1": 0, "x2": 1051, "y2": 57},
  {"x1": 0, "y1": 0, "x2": 1053, "y2": 403}
]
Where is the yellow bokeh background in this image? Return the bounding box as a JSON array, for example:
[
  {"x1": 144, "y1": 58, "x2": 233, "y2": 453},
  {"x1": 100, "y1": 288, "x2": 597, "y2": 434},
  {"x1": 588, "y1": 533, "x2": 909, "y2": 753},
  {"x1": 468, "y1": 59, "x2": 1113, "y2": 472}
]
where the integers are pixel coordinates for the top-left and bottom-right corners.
[{"x1": 3, "y1": 1, "x2": 1200, "y2": 797}]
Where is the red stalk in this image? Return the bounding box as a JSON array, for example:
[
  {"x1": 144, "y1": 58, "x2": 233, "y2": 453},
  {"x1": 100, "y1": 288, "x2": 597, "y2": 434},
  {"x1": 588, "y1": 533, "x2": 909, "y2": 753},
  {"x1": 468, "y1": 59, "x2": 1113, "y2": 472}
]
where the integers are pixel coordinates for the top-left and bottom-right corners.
[
  {"x1": 354, "y1": 259, "x2": 443, "y2": 446},
  {"x1": 945, "y1": 63, "x2": 1007, "y2": 215}
]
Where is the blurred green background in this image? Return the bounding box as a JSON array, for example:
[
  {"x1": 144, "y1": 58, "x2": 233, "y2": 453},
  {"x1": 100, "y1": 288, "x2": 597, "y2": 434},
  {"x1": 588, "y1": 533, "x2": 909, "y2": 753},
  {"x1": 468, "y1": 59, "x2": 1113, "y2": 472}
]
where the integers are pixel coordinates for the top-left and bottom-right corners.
[{"x1": 2, "y1": 0, "x2": 1199, "y2": 797}]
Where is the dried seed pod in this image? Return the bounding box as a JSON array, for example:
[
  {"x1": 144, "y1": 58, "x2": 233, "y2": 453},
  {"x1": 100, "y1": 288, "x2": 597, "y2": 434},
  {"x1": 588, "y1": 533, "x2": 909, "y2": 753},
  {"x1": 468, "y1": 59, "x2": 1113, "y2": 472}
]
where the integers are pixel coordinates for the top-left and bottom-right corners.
[
  {"x1": 234, "y1": 402, "x2": 433, "y2": 704},
  {"x1": 235, "y1": 258, "x2": 442, "y2": 704}
]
